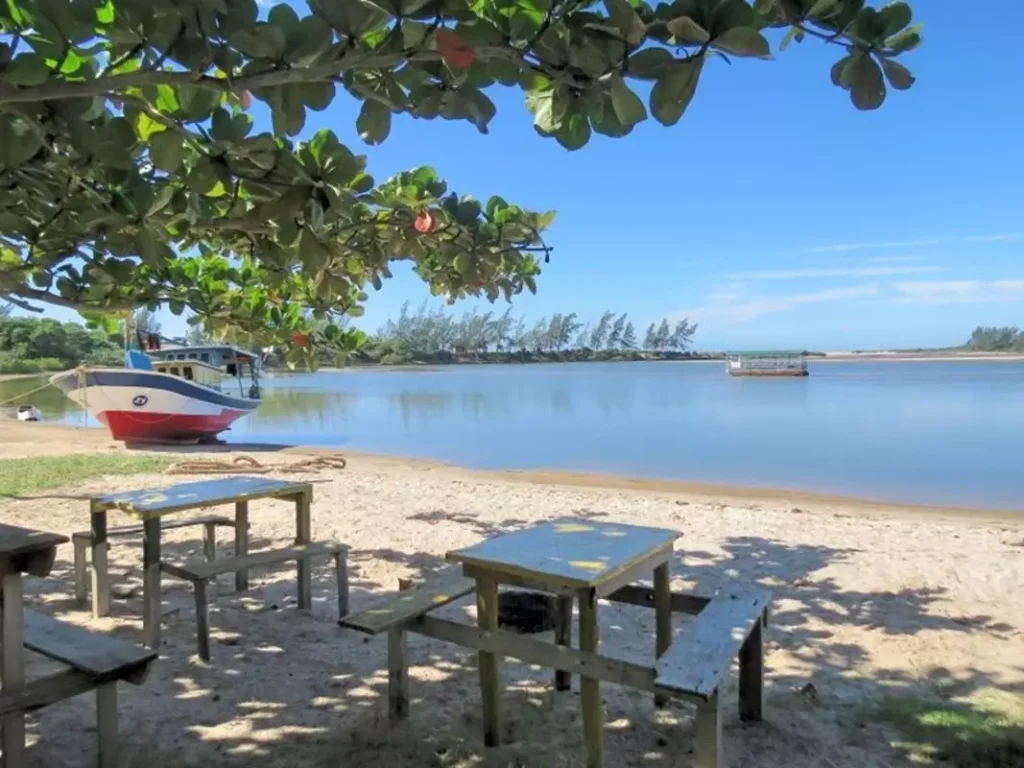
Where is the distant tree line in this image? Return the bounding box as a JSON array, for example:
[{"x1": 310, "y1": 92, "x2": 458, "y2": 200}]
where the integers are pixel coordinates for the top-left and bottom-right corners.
[
  {"x1": 965, "y1": 326, "x2": 1024, "y2": 352},
  {"x1": 0, "y1": 314, "x2": 123, "y2": 374},
  {"x1": 361, "y1": 303, "x2": 698, "y2": 365}
]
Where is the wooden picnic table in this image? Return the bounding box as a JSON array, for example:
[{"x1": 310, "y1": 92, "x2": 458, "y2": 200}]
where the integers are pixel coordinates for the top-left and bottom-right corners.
[
  {"x1": 87, "y1": 476, "x2": 313, "y2": 648},
  {"x1": 0, "y1": 523, "x2": 68, "y2": 766},
  {"x1": 446, "y1": 519, "x2": 681, "y2": 767}
]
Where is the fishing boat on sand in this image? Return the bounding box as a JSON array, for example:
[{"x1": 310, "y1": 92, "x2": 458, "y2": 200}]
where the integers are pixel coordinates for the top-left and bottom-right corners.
[
  {"x1": 49, "y1": 340, "x2": 262, "y2": 443},
  {"x1": 726, "y1": 351, "x2": 809, "y2": 377}
]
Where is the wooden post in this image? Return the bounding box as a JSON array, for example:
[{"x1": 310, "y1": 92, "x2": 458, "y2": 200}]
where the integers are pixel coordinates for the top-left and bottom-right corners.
[
  {"x1": 578, "y1": 587, "x2": 603, "y2": 768},
  {"x1": 202, "y1": 522, "x2": 217, "y2": 564},
  {"x1": 194, "y1": 579, "x2": 210, "y2": 662},
  {"x1": 554, "y1": 594, "x2": 573, "y2": 691},
  {"x1": 387, "y1": 628, "x2": 409, "y2": 722},
  {"x1": 738, "y1": 614, "x2": 764, "y2": 722},
  {"x1": 90, "y1": 505, "x2": 110, "y2": 619},
  {"x1": 694, "y1": 691, "x2": 722, "y2": 768},
  {"x1": 142, "y1": 517, "x2": 162, "y2": 649},
  {"x1": 234, "y1": 500, "x2": 249, "y2": 592},
  {"x1": 476, "y1": 577, "x2": 501, "y2": 747},
  {"x1": 1, "y1": 572, "x2": 26, "y2": 768},
  {"x1": 334, "y1": 550, "x2": 349, "y2": 618},
  {"x1": 73, "y1": 536, "x2": 89, "y2": 608},
  {"x1": 653, "y1": 561, "x2": 672, "y2": 708},
  {"x1": 95, "y1": 682, "x2": 118, "y2": 768},
  {"x1": 295, "y1": 492, "x2": 312, "y2": 610}
]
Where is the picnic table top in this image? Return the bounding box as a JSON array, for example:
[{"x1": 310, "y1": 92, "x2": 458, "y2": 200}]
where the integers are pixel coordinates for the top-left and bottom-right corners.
[
  {"x1": 447, "y1": 519, "x2": 680, "y2": 589},
  {"x1": 89, "y1": 475, "x2": 312, "y2": 517},
  {"x1": 0, "y1": 524, "x2": 68, "y2": 558}
]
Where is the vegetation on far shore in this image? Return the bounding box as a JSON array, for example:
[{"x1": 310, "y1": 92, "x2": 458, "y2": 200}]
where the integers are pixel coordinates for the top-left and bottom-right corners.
[{"x1": 0, "y1": 454, "x2": 172, "y2": 498}]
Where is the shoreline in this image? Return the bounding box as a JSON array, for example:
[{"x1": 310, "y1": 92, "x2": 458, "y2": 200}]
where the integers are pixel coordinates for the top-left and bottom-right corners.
[{"x1": 3, "y1": 422, "x2": 1021, "y2": 525}]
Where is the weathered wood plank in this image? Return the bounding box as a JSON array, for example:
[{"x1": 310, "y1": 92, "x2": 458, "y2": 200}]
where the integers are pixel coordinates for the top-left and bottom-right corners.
[
  {"x1": 554, "y1": 595, "x2": 573, "y2": 691},
  {"x1": 476, "y1": 576, "x2": 501, "y2": 748},
  {"x1": 24, "y1": 610, "x2": 156, "y2": 681},
  {"x1": 578, "y1": 588, "x2": 603, "y2": 768},
  {"x1": 162, "y1": 541, "x2": 348, "y2": 582},
  {"x1": 71, "y1": 515, "x2": 235, "y2": 544},
  {"x1": 2, "y1": 572, "x2": 26, "y2": 766},
  {"x1": 295, "y1": 491, "x2": 312, "y2": 610},
  {"x1": 339, "y1": 573, "x2": 475, "y2": 635},
  {"x1": 96, "y1": 683, "x2": 118, "y2": 768},
  {"x1": 447, "y1": 519, "x2": 680, "y2": 591},
  {"x1": 142, "y1": 517, "x2": 162, "y2": 649},
  {"x1": 654, "y1": 586, "x2": 771, "y2": 699},
  {"x1": 335, "y1": 550, "x2": 349, "y2": 618},
  {"x1": 91, "y1": 476, "x2": 312, "y2": 518},
  {"x1": 738, "y1": 615, "x2": 764, "y2": 721},
  {"x1": 90, "y1": 507, "x2": 110, "y2": 619},
  {"x1": 653, "y1": 562, "x2": 672, "y2": 709},
  {"x1": 0, "y1": 669, "x2": 96, "y2": 717},
  {"x1": 234, "y1": 500, "x2": 249, "y2": 591},
  {"x1": 0, "y1": 524, "x2": 66, "y2": 559},
  {"x1": 194, "y1": 580, "x2": 210, "y2": 662},
  {"x1": 605, "y1": 584, "x2": 711, "y2": 615},
  {"x1": 694, "y1": 691, "x2": 723, "y2": 768}
]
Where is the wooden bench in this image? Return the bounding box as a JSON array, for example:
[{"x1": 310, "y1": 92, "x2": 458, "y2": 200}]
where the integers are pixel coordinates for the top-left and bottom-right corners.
[
  {"x1": 653, "y1": 585, "x2": 770, "y2": 768},
  {"x1": 72, "y1": 514, "x2": 237, "y2": 607},
  {"x1": 160, "y1": 541, "x2": 350, "y2": 661},
  {"x1": 0, "y1": 610, "x2": 157, "y2": 767},
  {"x1": 339, "y1": 570, "x2": 476, "y2": 721}
]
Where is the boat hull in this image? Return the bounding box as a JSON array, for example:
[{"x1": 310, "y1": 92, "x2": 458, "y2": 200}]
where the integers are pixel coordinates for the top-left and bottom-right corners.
[
  {"x1": 49, "y1": 368, "x2": 259, "y2": 443},
  {"x1": 728, "y1": 370, "x2": 809, "y2": 377}
]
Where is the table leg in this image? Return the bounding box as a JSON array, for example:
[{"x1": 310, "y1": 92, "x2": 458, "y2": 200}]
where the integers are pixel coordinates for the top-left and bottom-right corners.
[
  {"x1": 578, "y1": 587, "x2": 603, "y2": 768},
  {"x1": 653, "y1": 561, "x2": 672, "y2": 708},
  {"x1": 295, "y1": 492, "x2": 312, "y2": 610},
  {"x1": 234, "y1": 500, "x2": 249, "y2": 592},
  {"x1": 142, "y1": 517, "x2": 162, "y2": 649},
  {"x1": 476, "y1": 576, "x2": 501, "y2": 747},
  {"x1": 1, "y1": 573, "x2": 26, "y2": 768},
  {"x1": 90, "y1": 507, "x2": 110, "y2": 619},
  {"x1": 554, "y1": 594, "x2": 573, "y2": 691}
]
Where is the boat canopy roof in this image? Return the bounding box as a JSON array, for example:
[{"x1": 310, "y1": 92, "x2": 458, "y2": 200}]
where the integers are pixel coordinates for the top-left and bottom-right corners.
[
  {"x1": 153, "y1": 345, "x2": 257, "y2": 360},
  {"x1": 727, "y1": 350, "x2": 805, "y2": 358}
]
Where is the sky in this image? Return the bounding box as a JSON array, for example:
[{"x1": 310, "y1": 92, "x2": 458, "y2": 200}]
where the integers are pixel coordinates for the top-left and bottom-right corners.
[{"x1": 11, "y1": 1, "x2": 1024, "y2": 351}]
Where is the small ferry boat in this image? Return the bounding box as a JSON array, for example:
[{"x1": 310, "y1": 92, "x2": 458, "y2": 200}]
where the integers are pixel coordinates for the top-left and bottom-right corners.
[
  {"x1": 50, "y1": 342, "x2": 262, "y2": 443},
  {"x1": 0, "y1": 404, "x2": 42, "y2": 422},
  {"x1": 726, "y1": 351, "x2": 809, "y2": 377}
]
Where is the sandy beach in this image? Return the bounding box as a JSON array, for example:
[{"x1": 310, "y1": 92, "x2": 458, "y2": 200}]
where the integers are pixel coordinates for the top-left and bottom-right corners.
[{"x1": 1, "y1": 423, "x2": 1022, "y2": 767}]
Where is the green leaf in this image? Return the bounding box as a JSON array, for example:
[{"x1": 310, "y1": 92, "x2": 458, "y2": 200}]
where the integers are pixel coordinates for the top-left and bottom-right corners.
[
  {"x1": 302, "y1": 81, "x2": 335, "y2": 111},
  {"x1": 555, "y1": 112, "x2": 591, "y2": 150},
  {"x1": 847, "y1": 53, "x2": 885, "y2": 110},
  {"x1": 649, "y1": 57, "x2": 703, "y2": 126},
  {"x1": 878, "y1": 1, "x2": 912, "y2": 39},
  {"x1": 608, "y1": 76, "x2": 647, "y2": 127},
  {"x1": 886, "y1": 24, "x2": 922, "y2": 53},
  {"x1": 2, "y1": 53, "x2": 50, "y2": 86},
  {"x1": 149, "y1": 130, "x2": 184, "y2": 171},
  {"x1": 526, "y1": 87, "x2": 566, "y2": 133},
  {"x1": 453, "y1": 253, "x2": 471, "y2": 274},
  {"x1": 0, "y1": 115, "x2": 43, "y2": 168},
  {"x1": 134, "y1": 110, "x2": 166, "y2": 140},
  {"x1": 666, "y1": 16, "x2": 709, "y2": 45},
  {"x1": 628, "y1": 48, "x2": 674, "y2": 80},
  {"x1": 830, "y1": 54, "x2": 853, "y2": 87},
  {"x1": 357, "y1": 99, "x2": 391, "y2": 145},
  {"x1": 880, "y1": 57, "x2": 914, "y2": 91},
  {"x1": 603, "y1": 0, "x2": 647, "y2": 46},
  {"x1": 230, "y1": 23, "x2": 288, "y2": 59},
  {"x1": 780, "y1": 26, "x2": 804, "y2": 51},
  {"x1": 288, "y1": 15, "x2": 333, "y2": 66},
  {"x1": 713, "y1": 27, "x2": 771, "y2": 58}
]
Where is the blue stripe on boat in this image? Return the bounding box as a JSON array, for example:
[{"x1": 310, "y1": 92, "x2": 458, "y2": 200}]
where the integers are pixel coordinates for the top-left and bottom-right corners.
[{"x1": 52, "y1": 369, "x2": 256, "y2": 411}]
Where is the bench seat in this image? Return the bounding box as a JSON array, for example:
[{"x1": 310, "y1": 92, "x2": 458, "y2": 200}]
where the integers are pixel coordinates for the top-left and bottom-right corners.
[{"x1": 339, "y1": 571, "x2": 475, "y2": 635}]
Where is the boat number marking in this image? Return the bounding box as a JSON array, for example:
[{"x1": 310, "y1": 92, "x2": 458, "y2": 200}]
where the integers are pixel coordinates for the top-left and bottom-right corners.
[{"x1": 132, "y1": 395, "x2": 149, "y2": 407}]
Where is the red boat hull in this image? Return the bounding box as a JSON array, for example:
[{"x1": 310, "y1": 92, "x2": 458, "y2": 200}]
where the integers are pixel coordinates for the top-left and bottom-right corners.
[{"x1": 98, "y1": 410, "x2": 249, "y2": 443}]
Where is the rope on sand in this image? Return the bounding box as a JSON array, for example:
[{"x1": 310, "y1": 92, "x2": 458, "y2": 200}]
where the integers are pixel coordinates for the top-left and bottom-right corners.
[{"x1": 165, "y1": 454, "x2": 348, "y2": 475}]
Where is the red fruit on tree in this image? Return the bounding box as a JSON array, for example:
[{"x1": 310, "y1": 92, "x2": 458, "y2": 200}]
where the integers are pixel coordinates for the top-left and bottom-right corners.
[
  {"x1": 241, "y1": 91, "x2": 252, "y2": 110},
  {"x1": 291, "y1": 331, "x2": 310, "y2": 348},
  {"x1": 414, "y1": 210, "x2": 435, "y2": 233},
  {"x1": 436, "y1": 29, "x2": 476, "y2": 70}
]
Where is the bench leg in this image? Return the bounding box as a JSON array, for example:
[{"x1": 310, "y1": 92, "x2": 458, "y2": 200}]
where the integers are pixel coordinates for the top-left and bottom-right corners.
[
  {"x1": 234, "y1": 501, "x2": 249, "y2": 592},
  {"x1": 578, "y1": 588, "x2": 603, "y2": 768},
  {"x1": 202, "y1": 523, "x2": 217, "y2": 564},
  {"x1": 653, "y1": 561, "x2": 672, "y2": 708},
  {"x1": 554, "y1": 595, "x2": 573, "y2": 691},
  {"x1": 90, "y1": 509, "x2": 110, "y2": 619},
  {"x1": 334, "y1": 551, "x2": 349, "y2": 618},
  {"x1": 195, "y1": 579, "x2": 211, "y2": 662},
  {"x1": 1, "y1": 573, "x2": 26, "y2": 768},
  {"x1": 73, "y1": 537, "x2": 89, "y2": 608},
  {"x1": 694, "y1": 692, "x2": 723, "y2": 768},
  {"x1": 142, "y1": 518, "x2": 162, "y2": 649},
  {"x1": 739, "y1": 614, "x2": 765, "y2": 722},
  {"x1": 96, "y1": 683, "x2": 118, "y2": 768},
  {"x1": 295, "y1": 492, "x2": 312, "y2": 610},
  {"x1": 476, "y1": 576, "x2": 501, "y2": 747},
  {"x1": 387, "y1": 628, "x2": 409, "y2": 722}
]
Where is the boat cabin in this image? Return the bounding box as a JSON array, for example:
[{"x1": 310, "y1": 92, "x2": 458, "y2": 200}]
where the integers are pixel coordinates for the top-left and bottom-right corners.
[
  {"x1": 726, "y1": 351, "x2": 808, "y2": 377},
  {"x1": 148, "y1": 346, "x2": 261, "y2": 397}
]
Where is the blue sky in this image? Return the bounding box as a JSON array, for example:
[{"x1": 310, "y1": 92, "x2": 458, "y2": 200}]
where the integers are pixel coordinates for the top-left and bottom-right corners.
[{"x1": 14, "y1": 1, "x2": 1024, "y2": 351}]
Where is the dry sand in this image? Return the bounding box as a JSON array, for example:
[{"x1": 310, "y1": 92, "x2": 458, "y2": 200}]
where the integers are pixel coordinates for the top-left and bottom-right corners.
[{"x1": 1, "y1": 423, "x2": 1022, "y2": 767}]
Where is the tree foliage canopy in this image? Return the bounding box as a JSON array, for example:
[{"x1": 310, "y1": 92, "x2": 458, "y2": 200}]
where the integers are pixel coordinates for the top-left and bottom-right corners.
[{"x1": 0, "y1": 0, "x2": 920, "y2": 365}]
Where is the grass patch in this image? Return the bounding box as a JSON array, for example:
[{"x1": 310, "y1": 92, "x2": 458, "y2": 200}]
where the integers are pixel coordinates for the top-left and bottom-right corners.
[
  {"x1": 874, "y1": 689, "x2": 1024, "y2": 767},
  {"x1": 0, "y1": 454, "x2": 171, "y2": 497}
]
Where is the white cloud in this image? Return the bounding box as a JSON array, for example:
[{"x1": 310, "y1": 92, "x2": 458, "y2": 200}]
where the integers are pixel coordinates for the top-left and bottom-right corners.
[
  {"x1": 857, "y1": 255, "x2": 929, "y2": 264},
  {"x1": 965, "y1": 233, "x2": 1024, "y2": 243},
  {"x1": 891, "y1": 280, "x2": 1024, "y2": 305},
  {"x1": 729, "y1": 265, "x2": 943, "y2": 280},
  {"x1": 679, "y1": 285, "x2": 881, "y2": 323},
  {"x1": 806, "y1": 238, "x2": 944, "y2": 253}
]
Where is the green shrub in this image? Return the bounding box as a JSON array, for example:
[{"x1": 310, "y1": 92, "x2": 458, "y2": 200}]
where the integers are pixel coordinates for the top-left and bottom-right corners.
[{"x1": 0, "y1": 354, "x2": 65, "y2": 374}]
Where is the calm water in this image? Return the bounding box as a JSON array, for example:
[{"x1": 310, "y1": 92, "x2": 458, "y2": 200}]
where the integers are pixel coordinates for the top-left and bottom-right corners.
[{"x1": 4, "y1": 361, "x2": 1022, "y2": 510}]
